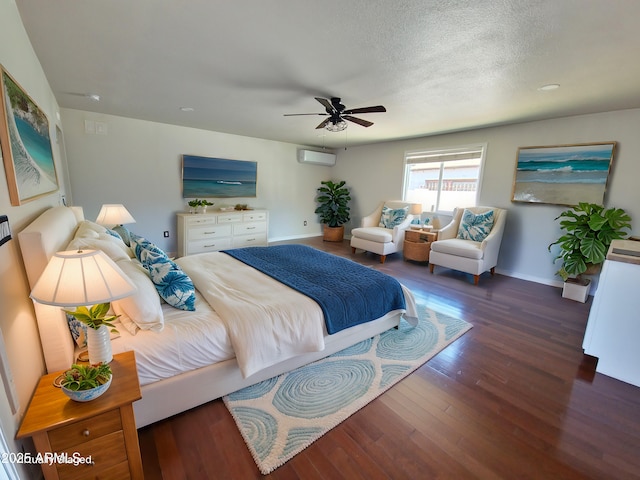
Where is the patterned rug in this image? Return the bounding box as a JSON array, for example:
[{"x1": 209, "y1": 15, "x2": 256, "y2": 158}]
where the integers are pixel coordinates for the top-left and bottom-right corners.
[{"x1": 223, "y1": 305, "x2": 472, "y2": 474}]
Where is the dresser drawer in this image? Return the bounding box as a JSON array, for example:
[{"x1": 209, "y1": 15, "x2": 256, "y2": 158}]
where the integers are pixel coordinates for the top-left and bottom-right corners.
[
  {"x1": 184, "y1": 215, "x2": 217, "y2": 227},
  {"x1": 232, "y1": 233, "x2": 268, "y2": 248},
  {"x1": 233, "y1": 221, "x2": 266, "y2": 236},
  {"x1": 216, "y1": 213, "x2": 243, "y2": 223},
  {"x1": 188, "y1": 237, "x2": 233, "y2": 254},
  {"x1": 188, "y1": 224, "x2": 232, "y2": 241},
  {"x1": 49, "y1": 409, "x2": 122, "y2": 451},
  {"x1": 56, "y1": 430, "x2": 127, "y2": 480},
  {"x1": 243, "y1": 211, "x2": 267, "y2": 222}
]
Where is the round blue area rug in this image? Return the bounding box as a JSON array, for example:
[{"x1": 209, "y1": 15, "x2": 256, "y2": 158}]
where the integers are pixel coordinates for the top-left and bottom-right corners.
[{"x1": 223, "y1": 305, "x2": 472, "y2": 474}]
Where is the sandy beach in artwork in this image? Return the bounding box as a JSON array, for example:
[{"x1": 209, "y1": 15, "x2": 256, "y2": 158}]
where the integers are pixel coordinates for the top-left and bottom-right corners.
[{"x1": 512, "y1": 182, "x2": 605, "y2": 205}]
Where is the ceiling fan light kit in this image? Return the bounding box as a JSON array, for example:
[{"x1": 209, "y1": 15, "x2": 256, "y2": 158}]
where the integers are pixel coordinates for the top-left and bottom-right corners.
[
  {"x1": 285, "y1": 97, "x2": 386, "y2": 132},
  {"x1": 325, "y1": 120, "x2": 347, "y2": 132}
]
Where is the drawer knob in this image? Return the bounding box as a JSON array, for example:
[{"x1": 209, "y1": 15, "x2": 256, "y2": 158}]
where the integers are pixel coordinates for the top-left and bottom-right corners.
[{"x1": 82, "y1": 429, "x2": 90, "y2": 437}]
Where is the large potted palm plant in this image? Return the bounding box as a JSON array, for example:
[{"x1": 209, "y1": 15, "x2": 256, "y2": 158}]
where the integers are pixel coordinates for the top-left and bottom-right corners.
[
  {"x1": 315, "y1": 180, "x2": 351, "y2": 242},
  {"x1": 548, "y1": 202, "x2": 631, "y2": 301}
]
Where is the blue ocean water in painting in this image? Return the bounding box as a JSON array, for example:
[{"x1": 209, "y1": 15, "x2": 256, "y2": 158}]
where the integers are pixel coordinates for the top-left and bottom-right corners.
[
  {"x1": 14, "y1": 116, "x2": 56, "y2": 183},
  {"x1": 183, "y1": 179, "x2": 257, "y2": 197},
  {"x1": 182, "y1": 155, "x2": 257, "y2": 198},
  {"x1": 516, "y1": 147, "x2": 613, "y2": 185}
]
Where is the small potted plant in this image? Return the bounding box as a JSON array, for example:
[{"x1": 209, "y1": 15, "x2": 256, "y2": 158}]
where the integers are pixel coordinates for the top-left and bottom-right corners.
[
  {"x1": 188, "y1": 199, "x2": 214, "y2": 214},
  {"x1": 548, "y1": 202, "x2": 631, "y2": 301},
  {"x1": 64, "y1": 303, "x2": 120, "y2": 364},
  {"x1": 61, "y1": 363, "x2": 113, "y2": 402},
  {"x1": 314, "y1": 180, "x2": 351, "y2": 242}
]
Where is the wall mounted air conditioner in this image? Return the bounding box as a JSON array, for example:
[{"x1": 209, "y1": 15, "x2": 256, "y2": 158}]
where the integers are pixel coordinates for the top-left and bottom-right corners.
[{"x1": 297, "y1": 149, "x2": 336, "y2": 166}]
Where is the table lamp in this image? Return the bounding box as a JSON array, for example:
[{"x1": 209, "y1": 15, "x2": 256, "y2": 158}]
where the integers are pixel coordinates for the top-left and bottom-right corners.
[
  {"x1": 30, "y1": 250, "x2": 136, "y2": 364},
  {"x1": 95, "y1": 203, "x2": 136, "y2": 245}
]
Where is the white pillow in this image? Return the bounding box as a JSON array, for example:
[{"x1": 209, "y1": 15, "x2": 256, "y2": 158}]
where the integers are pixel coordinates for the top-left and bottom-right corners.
[
  {"x1": 72, "y1": 220, "x2": 134, "y2": 258},
  {"x1": 67, "y1": 236, "x2": 131, "y2": 263},
  {"x1": 111, "y1": 259, "x2": 164, "y2": 335}
]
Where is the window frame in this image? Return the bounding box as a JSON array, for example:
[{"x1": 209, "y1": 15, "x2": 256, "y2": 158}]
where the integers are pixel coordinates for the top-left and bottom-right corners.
[{"x1": 402, "y1": 143, "x2": 487, "y2": 214}]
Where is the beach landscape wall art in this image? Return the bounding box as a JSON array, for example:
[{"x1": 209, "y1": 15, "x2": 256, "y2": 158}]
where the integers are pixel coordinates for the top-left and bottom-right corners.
[
  {"x1": 511, "y1": 142, "x2": 615, "y2": 206},
  {"x1": 182, "y1": 154, "x2": 257, "y2": 198},
  {"x1": 0, "y1": 67, "x2": 58, "y2": 206}
]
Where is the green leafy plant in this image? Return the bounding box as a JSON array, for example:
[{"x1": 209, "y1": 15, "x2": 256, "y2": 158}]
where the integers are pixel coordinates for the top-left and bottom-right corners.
[
  {"x1": 61, "y1": 363, "x2": 112, "y2": 391},
  {"x1": 64, "y1": 303, "x2": 119, "y2": 333},
  {"x1": 314, "y1": 180, "x2": 351, "y2": 227},
  {"x1": 188, "y1": 199, "x2": 214, "y2": 208},
  {"x1": 548, "y1": 202, "x2": 631, "y2": 282}
]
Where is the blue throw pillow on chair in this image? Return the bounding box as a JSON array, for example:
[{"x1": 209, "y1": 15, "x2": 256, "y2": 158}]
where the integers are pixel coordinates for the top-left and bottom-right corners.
[
  {"x1": 457, "y1": 209, "x2": 495, "y2": 242},
  {"x1": 379, "y1": 205, "x2": 409, "y2": 229}
]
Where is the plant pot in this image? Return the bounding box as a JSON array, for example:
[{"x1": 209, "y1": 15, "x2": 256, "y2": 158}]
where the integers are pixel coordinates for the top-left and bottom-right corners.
[
  {"x1": 562, "y1": 278, "x2": 591, "y2": 303},
  {"x1": 87, "y1": 325, "x2": 113, "y2": 364},
  {"x1": 62, "y1": 375, "x2": 112, "y2": 402},
  {"x1": 323, "y1": 225, "x2": 345, "y2": 242}
]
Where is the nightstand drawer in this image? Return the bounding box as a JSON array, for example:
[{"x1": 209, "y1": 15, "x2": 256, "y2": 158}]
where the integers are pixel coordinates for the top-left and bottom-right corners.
[
  {"x1": 56, "y1": 430, "x2": 127, "y2": 480},
  {"x1": 49, "y1": 409, "x2": 122, "y2": 451}
]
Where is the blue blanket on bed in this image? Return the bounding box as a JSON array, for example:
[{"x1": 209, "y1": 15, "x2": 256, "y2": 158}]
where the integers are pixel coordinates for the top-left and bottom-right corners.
[{"x1": 222, "y1": 245, "x2": 406, "y2": 334}]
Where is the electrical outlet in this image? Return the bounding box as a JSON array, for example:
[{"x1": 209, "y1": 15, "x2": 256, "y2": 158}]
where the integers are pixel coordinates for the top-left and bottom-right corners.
[
  {"x1": 163, "y1": 231, "x2": 170, "y2": 238},
  {"x1": 304, "y1": 220, "x2": 308, "y2": 226}
]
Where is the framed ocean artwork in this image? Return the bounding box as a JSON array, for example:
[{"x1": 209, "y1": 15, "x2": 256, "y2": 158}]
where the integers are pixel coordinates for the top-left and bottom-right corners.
[
  {"x1": 182, "y1": 154, "x2": 257, "y2": 198},
  {"x1": 0, "y1": 67, "x2": 58, "y2": 206},
  {"x1": 511, "y1": 142, "x2": 615, "y2": 206}
]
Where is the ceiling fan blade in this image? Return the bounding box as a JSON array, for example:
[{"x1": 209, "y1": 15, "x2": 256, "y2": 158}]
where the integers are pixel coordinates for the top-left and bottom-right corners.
[
  {"x1": 283, "y1": 113, "x2": 327, "y2": 116},
  {"x1": 343, "y1": 105, "x2": 386, "y2": 115},
  {"x1": 315, "y1": 118, "x2": 331, "y2": 129},
  {"x1": 343, "y1": 115, "x2": 373, "y2": 127},
  {"x1": 315, "y1": 97, "x2": 335, "y2": 113}
]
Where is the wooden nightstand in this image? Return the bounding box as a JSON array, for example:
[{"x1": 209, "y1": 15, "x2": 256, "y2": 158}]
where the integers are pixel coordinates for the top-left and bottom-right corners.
[{"x1": 17, "y1": 351, "x2": 143, "y2": 479}]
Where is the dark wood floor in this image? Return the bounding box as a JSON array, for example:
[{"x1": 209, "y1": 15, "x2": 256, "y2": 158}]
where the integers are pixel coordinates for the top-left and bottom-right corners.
[{"x1": 138, "y1": 238, "x2": 640, "y2": 479}]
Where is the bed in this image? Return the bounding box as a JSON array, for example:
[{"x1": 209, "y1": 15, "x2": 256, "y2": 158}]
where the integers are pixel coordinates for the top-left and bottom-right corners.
[{"x1": 18, "y1": 206, "x2": 417, "y2": 427}]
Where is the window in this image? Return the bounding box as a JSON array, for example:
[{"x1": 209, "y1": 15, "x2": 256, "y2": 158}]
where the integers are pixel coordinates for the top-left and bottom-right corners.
[{"x1": 402, "y1": 144, "x2": 485, "y2": 213}]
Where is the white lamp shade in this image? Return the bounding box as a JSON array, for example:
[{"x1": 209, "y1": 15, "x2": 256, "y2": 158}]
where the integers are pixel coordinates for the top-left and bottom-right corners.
[
  {"x1": 410, "y1": 203, "x2": 423, "y2": 215},
  {"x1": 30, "y1": 250, "x2": 137, "y2": 307},
  {"x1": 95, "y1": 204, "x2": 136, "y2": 226}
]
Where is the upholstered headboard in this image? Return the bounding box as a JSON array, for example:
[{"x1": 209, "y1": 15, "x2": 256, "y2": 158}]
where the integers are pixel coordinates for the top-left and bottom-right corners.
[{"x1": 18, "y1": 206, "x2": 84, "y2": 372}]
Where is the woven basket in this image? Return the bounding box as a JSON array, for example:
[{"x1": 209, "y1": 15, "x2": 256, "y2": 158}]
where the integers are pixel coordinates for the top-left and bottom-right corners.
[{"x1": 403, "y1": 239, "x2": 431, "y2": 262}]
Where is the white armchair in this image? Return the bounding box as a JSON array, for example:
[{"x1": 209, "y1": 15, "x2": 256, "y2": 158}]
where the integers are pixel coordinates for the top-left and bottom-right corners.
[
  {"x1": 429, "y1": 206, "x2": 507, "y2": 285},
  {"x1": 350, "y1": 201, "x2": 421, "y2": 264}
]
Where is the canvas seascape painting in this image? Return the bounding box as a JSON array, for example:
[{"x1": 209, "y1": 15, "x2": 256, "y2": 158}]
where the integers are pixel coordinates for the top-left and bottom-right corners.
[
  {"x1": 182, "y1": 155, "x2": 257, "y2": 198},
  {"x1": 0, "y1": 69, "x2": 58, "y2": 205},
  {"x1": 512, "y1": 143, "x2": 615, "y2": 206}
]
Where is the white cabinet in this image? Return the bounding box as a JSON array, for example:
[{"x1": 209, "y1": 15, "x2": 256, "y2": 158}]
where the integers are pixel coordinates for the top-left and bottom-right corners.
[
  {"x1": 177, "y1": 210, "x2": 268, "y2": 256},
  {"x1": 582, "y1": 240, "x2": 640, "y2": 387}
]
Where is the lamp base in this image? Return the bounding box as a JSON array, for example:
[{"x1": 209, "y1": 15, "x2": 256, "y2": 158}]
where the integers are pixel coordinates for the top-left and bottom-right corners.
[{"x1": 87, "y1": 325, "x2": 113, "y2": 364}]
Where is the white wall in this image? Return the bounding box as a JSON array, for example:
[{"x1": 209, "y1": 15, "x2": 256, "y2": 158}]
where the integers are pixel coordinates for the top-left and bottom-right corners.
[
  {"x1": 61, "y1": 109, "x2": 334, "y2": 253},
  {"x1": 334, "y1": 109, "x2": 640, "y2": 286},
  {"x1": 0, "y1": 0, "x2": 69, "y2": 477}
]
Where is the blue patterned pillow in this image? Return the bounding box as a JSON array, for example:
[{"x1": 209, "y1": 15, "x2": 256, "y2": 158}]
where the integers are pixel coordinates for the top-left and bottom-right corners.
[
  {"x1": 379, "y1": 205, "x2": 409, "y2": 229},
  {"x1": 457, "y1": 209, "x2": 495, "y2": 242},
  {"x1": 67, "y1": 314, "x2": 88, "y2": 347},
  {"x1": 113, "y1": 225, "x2": 132, "y2": 246},
  {"x1": 131, "y1": 235, "x2": 196, "y2": 311}
]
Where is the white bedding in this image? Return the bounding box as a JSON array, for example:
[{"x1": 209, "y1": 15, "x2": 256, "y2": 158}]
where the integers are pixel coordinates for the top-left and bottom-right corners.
[
  {"x1": 111, "y1": 293, "x2": 234, "y2": 386},
  {"x1": 177, "y1": 252, "x2": 327, "y2": 378}
]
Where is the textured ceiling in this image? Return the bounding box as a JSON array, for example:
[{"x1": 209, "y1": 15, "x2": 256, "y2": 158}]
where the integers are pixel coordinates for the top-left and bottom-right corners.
[{"x1": 15, "y1": 0, "x2": 640, "y2": 148}]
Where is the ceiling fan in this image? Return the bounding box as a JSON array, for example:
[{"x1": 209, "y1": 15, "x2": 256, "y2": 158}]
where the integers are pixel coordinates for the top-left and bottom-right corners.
[{"x1": 284, "y1": 97, "x2": 386, "y2": 131}]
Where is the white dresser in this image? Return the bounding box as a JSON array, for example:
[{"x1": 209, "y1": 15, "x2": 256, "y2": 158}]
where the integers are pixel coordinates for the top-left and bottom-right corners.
[
  {"x1": 582, "y1": 240, "x2": 640, "y2": 387},
  {"x1": 177, "y1": 210, "x2": 268, "y2": 257}
]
